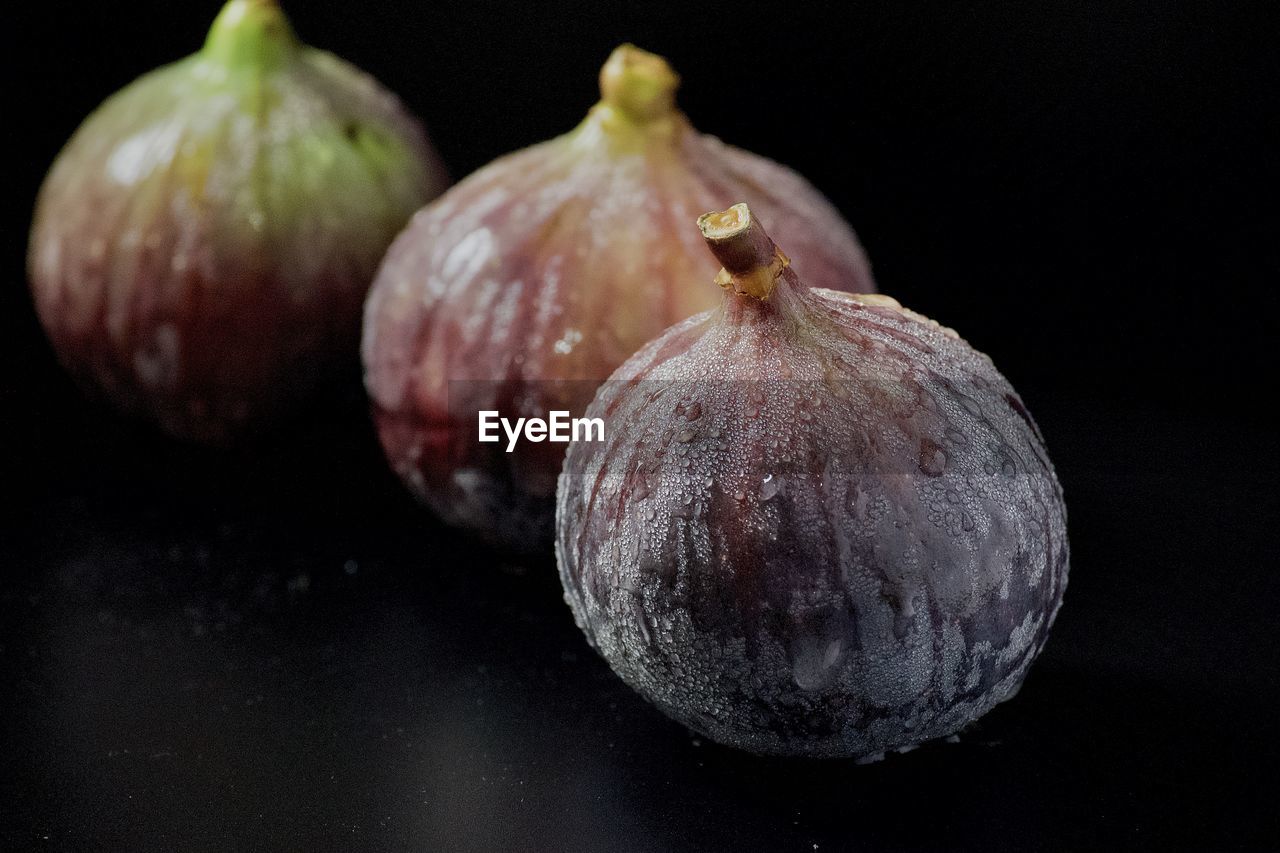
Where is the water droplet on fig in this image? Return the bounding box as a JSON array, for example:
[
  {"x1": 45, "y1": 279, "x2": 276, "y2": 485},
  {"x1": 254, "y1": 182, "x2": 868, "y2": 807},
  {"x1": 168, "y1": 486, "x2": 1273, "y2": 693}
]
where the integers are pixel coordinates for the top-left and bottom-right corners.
[
  {"x1": 631, "y1": 468, "x2": 651, "y2": 501},
  {"x1": 918, "y1": 438, "x2": 948, "y2": 477},
  {"x1": 760, "y1": 474, "x2": 783, "y2": 501},
  {"x1": 792, "y1": 636, "x2": 844, "y2": 691},
  {"x1": 553, "y1": 327, "x2": 583, "y2": 354}
]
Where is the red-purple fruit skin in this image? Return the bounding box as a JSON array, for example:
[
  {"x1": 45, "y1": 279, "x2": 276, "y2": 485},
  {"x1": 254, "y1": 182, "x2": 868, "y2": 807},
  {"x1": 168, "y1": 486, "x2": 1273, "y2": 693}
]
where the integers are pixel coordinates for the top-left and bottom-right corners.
[
  {"x1": 28, "y1": 31, "x2": 446, "y2": 444},
  {"x1": 363, "y1": 130, "x2": 873, "y2": 554},
  {"x1": 555, "y1": 278, "x2": 1068, "y2": 758}
]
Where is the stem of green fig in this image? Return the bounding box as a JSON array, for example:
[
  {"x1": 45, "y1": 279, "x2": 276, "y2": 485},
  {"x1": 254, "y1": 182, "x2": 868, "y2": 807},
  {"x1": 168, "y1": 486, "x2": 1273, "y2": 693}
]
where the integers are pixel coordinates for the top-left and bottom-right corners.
[
  {"x1": 697, "y1": 204, "x2": 790, "y2": 300},
  {"x1": 598, "y1": 44, "x2": 680, "y2": 122},
  {"x1": 201, "y1": 0, "x2": 298, "y2": 71}
]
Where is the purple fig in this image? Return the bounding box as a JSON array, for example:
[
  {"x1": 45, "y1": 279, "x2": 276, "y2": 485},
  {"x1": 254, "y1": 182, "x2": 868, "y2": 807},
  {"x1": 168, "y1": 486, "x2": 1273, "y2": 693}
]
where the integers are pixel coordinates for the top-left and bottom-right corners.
[
  {"x1": 556, "y1": 203, "x2": 1068, "y2": 758},
  {"x1": 363, "y1": 44, "x2": 874, "y2": 554}
]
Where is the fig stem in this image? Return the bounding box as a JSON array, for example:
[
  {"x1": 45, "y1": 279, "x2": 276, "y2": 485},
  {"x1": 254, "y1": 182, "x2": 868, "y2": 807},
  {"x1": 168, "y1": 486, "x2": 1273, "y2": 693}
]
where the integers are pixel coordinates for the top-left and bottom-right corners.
[
  {"x1": 697, "y1": 204, "x2": 790, "y2": 300},
  {"x1": 202, "y1": 0, "x2": 298, "y2": 71},
  {"x1": 598, "y1": 44, "x2": 680, "y2": 123}
]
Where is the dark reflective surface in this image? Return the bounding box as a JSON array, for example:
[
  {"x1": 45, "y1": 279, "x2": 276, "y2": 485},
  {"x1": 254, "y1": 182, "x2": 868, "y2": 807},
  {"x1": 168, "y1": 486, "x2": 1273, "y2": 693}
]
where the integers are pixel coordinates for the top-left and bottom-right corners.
[{"x1": 3, "y1": 394, "x2": 1274, "y2": 851}]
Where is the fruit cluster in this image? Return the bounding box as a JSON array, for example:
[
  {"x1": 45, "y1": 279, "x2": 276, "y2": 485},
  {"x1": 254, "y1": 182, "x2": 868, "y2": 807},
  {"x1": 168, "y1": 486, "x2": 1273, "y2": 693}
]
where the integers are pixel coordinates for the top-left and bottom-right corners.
[{"x1": 28, "y1": 0, "x2": 1068, "y2": 760}]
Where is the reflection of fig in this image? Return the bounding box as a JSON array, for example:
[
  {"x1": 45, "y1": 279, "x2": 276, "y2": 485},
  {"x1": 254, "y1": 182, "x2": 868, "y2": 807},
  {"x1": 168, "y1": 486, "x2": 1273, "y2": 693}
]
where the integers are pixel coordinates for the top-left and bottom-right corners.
[
  {"x1": 364, "y1": 44, "x2": 874, "y2": 554},
  {"x1": 557, "y1": 204, "x2": 1068, "y2": 759},
  {"x1": 28, "y1": 0, "x2": 448, "y2": 443}
]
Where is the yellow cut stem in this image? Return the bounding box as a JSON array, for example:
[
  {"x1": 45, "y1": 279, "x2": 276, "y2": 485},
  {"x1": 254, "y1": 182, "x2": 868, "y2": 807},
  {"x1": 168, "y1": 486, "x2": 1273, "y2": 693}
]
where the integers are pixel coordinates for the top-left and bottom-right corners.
[{"x1": 697, "y1": 204, "x2": 790, "y2": 300}]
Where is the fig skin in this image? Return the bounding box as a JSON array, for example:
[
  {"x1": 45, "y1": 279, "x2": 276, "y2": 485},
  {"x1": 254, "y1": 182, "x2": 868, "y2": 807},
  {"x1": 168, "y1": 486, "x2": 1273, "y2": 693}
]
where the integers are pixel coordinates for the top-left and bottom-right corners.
[
  {"x1": 28, "y1": 0, "x2": 448, "y2": 443},
  {"x1": 556, "y1": 205, "x2": 1068, "y2": 759},
  {"x1": 363, "y1": 45, "x2": 874, "y2": 554}
]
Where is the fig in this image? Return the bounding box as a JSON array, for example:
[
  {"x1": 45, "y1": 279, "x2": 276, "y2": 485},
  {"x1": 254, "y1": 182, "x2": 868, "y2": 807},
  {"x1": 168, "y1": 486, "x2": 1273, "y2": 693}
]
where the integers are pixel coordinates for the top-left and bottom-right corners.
[
  {"x1": 364, "y1": 44, "x2": 874, "y2": 554},
  {"x1": 28, "y1": 0, "x2": 448, "y2": 443},
  {"x1": 556, "y1": 204, "x2": 1068, "y2": 759}
]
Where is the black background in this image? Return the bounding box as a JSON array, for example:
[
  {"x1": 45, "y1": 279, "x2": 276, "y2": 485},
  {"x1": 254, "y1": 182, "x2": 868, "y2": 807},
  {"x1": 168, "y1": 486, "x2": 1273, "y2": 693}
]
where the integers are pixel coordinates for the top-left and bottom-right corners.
[{"x1": 3, "y1": 1, "x2": 1278, "y2": 850}]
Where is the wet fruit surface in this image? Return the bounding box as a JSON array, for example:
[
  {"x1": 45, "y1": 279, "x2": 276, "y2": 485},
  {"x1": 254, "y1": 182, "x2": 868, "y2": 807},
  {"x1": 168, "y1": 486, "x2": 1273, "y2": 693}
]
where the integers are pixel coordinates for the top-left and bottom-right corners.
[
  {"x1": 28, "y1": 0, "x2": 447, "y2": 443},
  {"x1": 556, "y1": 205, "x2": 1068, "y2": 758},
  {"x1": 362, "y1": 45, "x2": 873, "y2": 554}
]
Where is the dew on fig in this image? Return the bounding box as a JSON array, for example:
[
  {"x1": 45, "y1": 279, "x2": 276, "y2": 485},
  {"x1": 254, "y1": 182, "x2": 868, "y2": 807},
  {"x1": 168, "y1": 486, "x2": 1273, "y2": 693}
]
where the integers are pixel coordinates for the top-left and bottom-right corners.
[
  {"x1": 760, "y1": 474, "x2": 784, "y2": 501},
  {"x1": 918, "y1": 438, "x2": 950, "y2": 477},
  {"x1": 791, "y1": 635, "x2": 845, "y2": 692}
]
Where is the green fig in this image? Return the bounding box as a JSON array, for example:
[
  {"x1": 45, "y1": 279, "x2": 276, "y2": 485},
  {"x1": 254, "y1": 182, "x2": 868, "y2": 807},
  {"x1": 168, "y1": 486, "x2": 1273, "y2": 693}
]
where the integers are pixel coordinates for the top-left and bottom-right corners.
[{"x1": 29, "y1": 0, "x2": 448, "y2": 443}]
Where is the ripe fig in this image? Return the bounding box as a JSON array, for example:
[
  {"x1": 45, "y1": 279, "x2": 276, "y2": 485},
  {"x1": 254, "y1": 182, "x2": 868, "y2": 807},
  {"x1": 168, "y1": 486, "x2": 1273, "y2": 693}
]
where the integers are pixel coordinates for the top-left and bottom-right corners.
[
  {"x1": 363, "y1": 44, "x2": 874, "y2": 554},
  {"x1": 556, "y1": 204, "x2": 1068, "y2": 759},
  {"x1": 28, "y1": 0, "x2": 448, "y2": 443}
]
